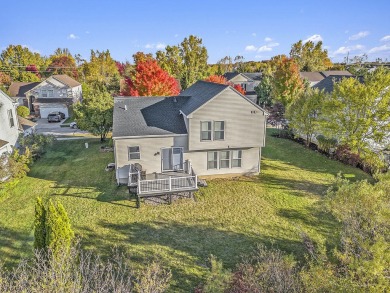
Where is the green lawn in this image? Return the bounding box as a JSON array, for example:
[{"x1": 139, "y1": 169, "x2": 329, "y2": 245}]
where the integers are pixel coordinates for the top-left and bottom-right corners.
[{"x1": 0, "y1": 130, "x2": 370, "y2": 291}]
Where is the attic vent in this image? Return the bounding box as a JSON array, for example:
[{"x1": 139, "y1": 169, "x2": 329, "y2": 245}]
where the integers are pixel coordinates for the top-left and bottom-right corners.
[{"x1": 173, "y1": 97, "x2": 177, "y2": 103}]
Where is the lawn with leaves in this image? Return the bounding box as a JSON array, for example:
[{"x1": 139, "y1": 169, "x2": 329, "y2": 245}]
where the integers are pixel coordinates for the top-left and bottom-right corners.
[{"x1": 0, "y1": 130, "x2": 370, "y2": 291}]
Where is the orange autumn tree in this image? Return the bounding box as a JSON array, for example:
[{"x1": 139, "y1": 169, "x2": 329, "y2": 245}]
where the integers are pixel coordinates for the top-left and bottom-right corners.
[
  {"x1": 123, "y1": 59, "x2": 180, "y2": 96},
  {"x1": 205, "y1": 75, "x2": 246, "y2": 95}
]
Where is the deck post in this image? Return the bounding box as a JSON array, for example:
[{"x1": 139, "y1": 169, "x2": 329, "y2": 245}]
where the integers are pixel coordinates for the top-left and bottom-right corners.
[
  {"x1": 195, "y1": 175, "x2": 198, "y2": 189},
  {"x1": 136, "y1": 195, "x2": 140, "y2": 208},
  {"x1": 169, "y1": 176, "x2": 172, "y2": 191}
]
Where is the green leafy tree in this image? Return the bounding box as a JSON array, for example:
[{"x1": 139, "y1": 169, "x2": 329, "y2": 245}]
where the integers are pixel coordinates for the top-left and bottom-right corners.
[
  {"x1": 321, "y1": 67, "x2": 390, "y2": 155},
  {"x1": 325, "y1": 174, "x2": 390, "y2": 291},
  {"x1": 34, "y1": 197, "x2": 46, "y2": 250},
  {"x1": 216, "y1": 56, "x2": 233, "y2": 75},
  {"x1": 156, "y1": 35, "x2": 208, "y2": 89},
  {"x1": 33, "y1": 198, "x2": 74, "y2": 253},
  {"x1": 0, "y1": 45, "x2": 44, "y2": 81},
  {"x1": 286, "y1": 88, "x2": 324, "y2": 146},
  {"x1": 255, "y1": 73, "x2": 273, "y2": 108},
  {"x1": 290, "y1": 40, "x2": 332, "y2": 71},
  {"x1": 73, "y1": 84, "x2": 113, "y2": 142},
  {"x1": 79, "y1": 49, "x2": 120, "y2": 93},
  {"x1": 270, "y1": 55, "x2": 305, "y2": 107},
  {"x1": 16, "y1": 105, "x2": 30, "y2": 118}
]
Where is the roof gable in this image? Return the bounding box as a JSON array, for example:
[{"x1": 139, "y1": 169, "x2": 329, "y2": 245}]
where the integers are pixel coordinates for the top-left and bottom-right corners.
[
  {"x1": 312, "y1": 75, "x2": 360, "y2": 93},
  {"x1": 9, "y1": 82, "x2": 40, "y2": 97},
  {"x1": 51, "y1": 75, "x2": 81, "y2": 88}
]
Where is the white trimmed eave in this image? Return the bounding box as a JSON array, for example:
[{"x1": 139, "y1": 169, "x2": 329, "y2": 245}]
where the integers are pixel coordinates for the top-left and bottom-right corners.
[{"x1": 112, "y1": 133, "x2": 188, "y2": 140}]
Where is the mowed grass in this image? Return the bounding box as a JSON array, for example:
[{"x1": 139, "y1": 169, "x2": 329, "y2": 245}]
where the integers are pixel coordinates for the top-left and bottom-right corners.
[{"x1": 0, "y1": 130, "x2": 370, "y2": 291}]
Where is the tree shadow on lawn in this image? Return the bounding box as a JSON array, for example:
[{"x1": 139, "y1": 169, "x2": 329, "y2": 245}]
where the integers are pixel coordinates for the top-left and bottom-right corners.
[
  {"x1": 0, "y1": 226, "x2": 33, "y2": 268},
  {"x1": 79, "y1": 220, "x2": 306, "y2": 291}
]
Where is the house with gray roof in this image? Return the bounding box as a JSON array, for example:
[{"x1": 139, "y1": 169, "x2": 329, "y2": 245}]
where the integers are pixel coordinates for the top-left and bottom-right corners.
[
  {"x1": 112, "y1": 81, "x2": 268, "y2": 198},
  {"x1": 223, "y1": 72, "x2": 262, "y2": 103},
  {"x1": 300, "y1": 70, "x2": 353, "y2": 86},
  {"x1": 10, "y1": 75, "x2": 82, "y2": 118}
]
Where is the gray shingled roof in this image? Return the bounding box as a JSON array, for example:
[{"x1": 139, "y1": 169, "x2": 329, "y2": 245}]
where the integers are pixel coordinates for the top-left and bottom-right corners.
[
  {"x1": 113, "y1": 96, "x2": 189, "y2": 138},
  {"x1": 179, "y1": 81, "x2": 228, "y2": 115},
  {"x1": 223, "y1": 72, "x2": 241, "y2": 81},
  {"x1": 312, "y1": 75, "x2": 361, "y2": 93},
  {"x1": 300, "y1": 70, "x2": 353, "y2": 83},
  {"x1": 52, "y1": 75, "x2": 81, "y2": 87},
  {"x1": 9, "y1": 82, "x2": 40, "y2": 97},
  {"x1": 242, "y1": 72, "x2": 262, "y2": 81}
]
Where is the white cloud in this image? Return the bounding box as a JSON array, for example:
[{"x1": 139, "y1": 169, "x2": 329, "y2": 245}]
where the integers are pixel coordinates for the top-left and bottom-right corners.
[
  {"x1": 156, "y1": 43, "x2": 166, "y2": 49},
  {"x1": 245, "y1": 45, "x2": 257, "y2": 51},
  {"x1": 333, "y1": 44, "x2": 364, "y2": 55},
  {"x1": 252, "y1": 33, "x2": 256, "y2": 37},
  {"x1": 258, "y1": 45, "x2": 273, "y2": 52},
  {"x1": 145, "y1": 44, "x2": 153, "y2": 49},
  {"x1": 268, "y1": 42, "x2": 279, "y2": 47},
  {"x1": 264, "y1": 37, "x2": 272, "y2": 42},
  {"x1": 380, "y1": 35, "x2": 390, "y2": 42},
  {"x1": 174, "y1": 34, "x2": 179, "y2": 38},
  {"x1": 303, "y1": 34, "x2": 323, "y2": 43},
  {"x1": 349, "y1": 31, "x2": 369, "y2": 41},
  {"x1": 67, "y1": 33, "x2": 79, "y2": 40},
  {"x1": 21, "y1": 44, "x2": 40, "y2": 53},
  {"x1": 368, "y1": 44, "x2": 390, "y2": 53}
]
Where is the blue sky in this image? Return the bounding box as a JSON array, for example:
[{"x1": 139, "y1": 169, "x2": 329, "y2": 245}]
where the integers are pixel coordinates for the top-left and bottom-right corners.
[{"x1": 1, "y1": 0, "x2": 390, "y2": 64}]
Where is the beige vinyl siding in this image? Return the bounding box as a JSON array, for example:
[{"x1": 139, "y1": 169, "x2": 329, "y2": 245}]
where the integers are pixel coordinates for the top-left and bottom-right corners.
[
  {"x1": 184, "y1": 147, "x2": 260, "y2": 176},
  {"x1": 114, "y1": 135, "x2": 187, "y2": 184},
  {"x1": 188, "y1": 87, "x2": 266, "y2": 151}
]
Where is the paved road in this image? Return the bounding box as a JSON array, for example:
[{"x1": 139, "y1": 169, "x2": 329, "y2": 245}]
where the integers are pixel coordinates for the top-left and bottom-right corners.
[{"x1": 35, "y1": 119, "x2": 89, "y2": 137}]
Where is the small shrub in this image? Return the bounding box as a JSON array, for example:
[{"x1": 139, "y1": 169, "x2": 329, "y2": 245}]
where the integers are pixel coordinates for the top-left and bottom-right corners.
[
  {"x1": 16, "y1": 105, "x2": 30, "y2": 118},
  {"x1": 18, "y1": 133, "x2": 55, "y2": 160},
  {"x1": 316, "y1": 135, "x2": 338, "y2": 154},
  {"x1": 334, "y1": 145, "x2": 360, "y2": 167}
]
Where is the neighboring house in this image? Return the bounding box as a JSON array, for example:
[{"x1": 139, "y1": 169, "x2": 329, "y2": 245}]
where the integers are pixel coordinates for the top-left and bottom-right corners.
[
  {"x1": 112, "y1": 81, "x2": 268, "y2": 197},
  {"x1": 18, "y1": 116, "x2": 37, "y2": 136},
  {"x1": 312, "y1": 75, "x2": 363, "y2": 94},
  {"x1": 223, "y1": 72, "x2": 262, "y2": 103},
  {"x1": 8, "y1": 81, "x2": 40, "y2": 106},
  {"x1": 0, "y1": 90, "x2": 20, "y2": 155},
  {"x1": 11, "y1": 75, "x2": 82, "y2": 118},
  {"x1": 300, "y1": 70, "x2": 353, "y2": 86}
]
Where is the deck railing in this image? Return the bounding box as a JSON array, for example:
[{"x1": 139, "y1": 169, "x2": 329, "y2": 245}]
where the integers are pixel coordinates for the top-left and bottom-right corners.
[{"x1": 138, "y1": 175, "x2": 197, "y2": 195}]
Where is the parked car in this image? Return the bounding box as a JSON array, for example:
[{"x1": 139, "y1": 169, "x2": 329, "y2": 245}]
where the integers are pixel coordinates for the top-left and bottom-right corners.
[
  {"x1": 49, "y1": 111, "x2": 66, "y2": 120},
  {"x1": 47, "y1": 113, "x2": 61, "y2": 122}
]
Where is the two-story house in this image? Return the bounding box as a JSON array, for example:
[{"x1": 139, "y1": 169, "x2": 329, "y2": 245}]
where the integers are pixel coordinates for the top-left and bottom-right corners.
[
  {"x1": 10, "y1": 75, "x2": 82, "y2": 118},
  {"x1": 223, "y1": 72, "x2": 262, "y2": 104},
  {"x1": 0, "y1": 90, "x2": 20, "y2": 155},
  {"x1": 112, "y1": 81, "x2": 268, "y2": 199}
]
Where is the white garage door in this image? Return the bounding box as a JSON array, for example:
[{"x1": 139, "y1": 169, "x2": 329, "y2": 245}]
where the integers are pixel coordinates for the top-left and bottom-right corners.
[{"x1": 39, "y1": 105, "x2": 69, "y2": 119}]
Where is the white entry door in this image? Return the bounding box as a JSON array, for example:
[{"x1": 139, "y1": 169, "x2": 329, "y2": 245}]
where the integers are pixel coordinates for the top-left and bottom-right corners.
[{"x1": 161, "y1": 147, "x2": 183, "y2": 171}]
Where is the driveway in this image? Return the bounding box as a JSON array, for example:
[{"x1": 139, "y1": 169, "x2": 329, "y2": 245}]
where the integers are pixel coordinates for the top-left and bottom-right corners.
[{"x1": 35, "y1": 119, "x2": 89, "y2": 137}]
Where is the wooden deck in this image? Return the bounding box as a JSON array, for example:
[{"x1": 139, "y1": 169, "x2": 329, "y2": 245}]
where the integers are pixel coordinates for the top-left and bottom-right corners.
[{"x1": 128, "y1": 162, "x2": 198, "y2": 197}]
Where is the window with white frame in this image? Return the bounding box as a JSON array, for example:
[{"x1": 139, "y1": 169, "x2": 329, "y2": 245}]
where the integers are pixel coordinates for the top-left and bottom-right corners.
[
  {"x1": 201, "y1": 121, "x2": 212, "y2": 141},
  {"x1": 207, "y1": 151, "x2": 218, "y2": 169},
  {"x1": 48, "y1": 90, "x2": 54, "y2": 97},
  {"x1": 231, "y1": 150, "x2": 242, "y2": 167},
  {"x1": 219, "y1": 151, "x2": 230, "y2": 168},
  {"x1": 207, "y1": 150, "x2": 243, "y2": 169},
  {"x1": 42, "y1": 90, "x2": 47, "y2": 97},
  {"x1": 7, "y1": 109, "x2": 15, "y2": 128},
  {"x1": 128, "y1": 146, "x2": 140, "y2": 160},
  {"x1": 214, "y1": 121, "x2": 225, "y2": 140}
]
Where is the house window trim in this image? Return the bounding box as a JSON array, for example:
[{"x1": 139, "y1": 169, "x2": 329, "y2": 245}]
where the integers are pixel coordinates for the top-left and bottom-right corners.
[
  {"x1": 128, "y1": 146, "x2": 141, "y2": 160},
  {"x1": 42, "y1": 90, "x2": 47, "y2": 97},
  {"x1": 213, "y1": 121, "x2": 225, "y2": 141},
  {"x1": 7, "y1": 109, "x2": 15, "y2": 128},
  {"x1": 48, "y1": 90, "x2": 54, "y2": 97},
  {"x1": 207, "y1": 149, "x2": 243, "y2": 170},
  {"x1": 200, "y1": 121, "x2": 212, "y2": 141},
  {"x1": 219, "y1": 150, "x2": 230, "y2": 169}
]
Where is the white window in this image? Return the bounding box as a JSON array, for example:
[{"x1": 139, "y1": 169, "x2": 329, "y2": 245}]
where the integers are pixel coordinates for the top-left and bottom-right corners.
[
  {"x1": 201, "y1": 121, "x2": 212, "y2": 141},
  {"x1": 7, "y1": 109, "x2": 15, "y2": 128},
  {"x1": 207, "y1": 151, "x2": 218, "y2": 169},
  {"x1": 214, "y1": 121, "x2": 225, "y2": 140},
  {"x1": 48, "y1": 90, "x2": 54, "y2": 97},
  {"x1": 128, "y1": 146, "x2": 140, "y2": 160},
  {"x1": 219, "y1": 151, "x2": 230, "y2": 168},
  {"x1": 42, "y1": 90, "x2": 47, "y2": 97},
  {"x1": 232, "y1": 150, "x2": 242, "y2": 168}
]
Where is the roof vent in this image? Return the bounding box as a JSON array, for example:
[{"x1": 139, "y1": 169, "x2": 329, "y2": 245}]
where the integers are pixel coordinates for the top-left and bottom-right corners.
[{"x1": 173, "y1": 97, "x2": 177, "y2": 103}]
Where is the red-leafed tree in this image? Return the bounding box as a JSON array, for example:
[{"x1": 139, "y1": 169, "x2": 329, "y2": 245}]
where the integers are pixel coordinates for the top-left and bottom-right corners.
[
  {"x1": 122, "y1": 60, "x2": 180, "y2": 96},
  {"x1": 204, "y1": 74, "x2": 246, "y2": 95},
  {"x1": 26, "y1": 64, "x2": 40, "y2": 78},
  {"x1": 47, "y1": 55, "x2": 78, "y2": 79}
]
